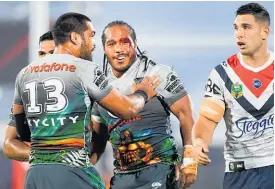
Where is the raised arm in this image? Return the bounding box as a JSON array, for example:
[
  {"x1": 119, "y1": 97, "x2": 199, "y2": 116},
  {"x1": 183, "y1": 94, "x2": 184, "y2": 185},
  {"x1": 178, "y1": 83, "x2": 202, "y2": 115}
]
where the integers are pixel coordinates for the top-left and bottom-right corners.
[
  {"x1": 79, "y1": 63, "x2": 160, "y2": 120},
  {"x1": 99, "y1": 75, "x2": 160, "y2": 119}
]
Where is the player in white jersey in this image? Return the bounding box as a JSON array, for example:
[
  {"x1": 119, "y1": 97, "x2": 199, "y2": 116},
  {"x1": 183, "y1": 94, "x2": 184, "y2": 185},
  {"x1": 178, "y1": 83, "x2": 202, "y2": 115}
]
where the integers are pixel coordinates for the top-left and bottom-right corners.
[
  {"x1": 11, "y1": 13, "x2": 160, "y2": 189},
  {"x1": 192, "y1": 3, "x2": 273, "y2": 189}
]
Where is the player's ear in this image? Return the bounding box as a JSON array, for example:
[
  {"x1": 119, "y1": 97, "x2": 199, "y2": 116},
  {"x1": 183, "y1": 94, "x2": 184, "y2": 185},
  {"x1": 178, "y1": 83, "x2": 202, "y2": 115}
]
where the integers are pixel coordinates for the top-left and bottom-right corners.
[
  {"x1": 261, "y1": 25, "x2": 269, "y2": 40},
  {"x1": 70, "y1": 32, "x2": 82, "y2": 45}
]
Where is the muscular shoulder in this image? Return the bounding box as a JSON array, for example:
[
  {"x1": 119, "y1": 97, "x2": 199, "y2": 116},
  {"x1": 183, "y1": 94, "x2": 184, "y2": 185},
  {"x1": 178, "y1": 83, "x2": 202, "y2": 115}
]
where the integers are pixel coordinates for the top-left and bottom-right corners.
[
  {"x1": 66, "y1": 58, "x2": 103, "y2": 80},
  {"x1": 146, "y1": 62, "x2": 178, "y2": 81},
  {"x1": 146, "y1": 61, "x2": 187, "y2": 99},
  {"x1": 15, "y1": 64, "x2": 30, "y2": 85},
  {"x1": 72, "y1": 57, "x2": 100, "y2": 71},
  {"x1": 204, "y1": 55, "x2": 238, "y2": 98}
]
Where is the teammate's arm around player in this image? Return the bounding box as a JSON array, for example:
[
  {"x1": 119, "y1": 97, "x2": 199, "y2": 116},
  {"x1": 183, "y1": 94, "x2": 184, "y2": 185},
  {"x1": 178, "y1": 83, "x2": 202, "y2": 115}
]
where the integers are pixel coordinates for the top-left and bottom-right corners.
[
  {"x1": 98, "y1": 75, "x2": 160, "y2": 119},
  {"x1": 12, "y1": 72, "x2": 160, "y2": 145},
  {"x1": 88, "y1": 75, "x2": 161, "y2": 162}
]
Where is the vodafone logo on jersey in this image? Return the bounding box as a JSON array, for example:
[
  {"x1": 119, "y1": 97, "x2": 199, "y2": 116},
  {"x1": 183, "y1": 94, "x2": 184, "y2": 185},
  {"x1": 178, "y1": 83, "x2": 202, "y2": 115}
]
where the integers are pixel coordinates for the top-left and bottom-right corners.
[{"x1": 30, "y1": 63, "x2": 76, "y2": 73}]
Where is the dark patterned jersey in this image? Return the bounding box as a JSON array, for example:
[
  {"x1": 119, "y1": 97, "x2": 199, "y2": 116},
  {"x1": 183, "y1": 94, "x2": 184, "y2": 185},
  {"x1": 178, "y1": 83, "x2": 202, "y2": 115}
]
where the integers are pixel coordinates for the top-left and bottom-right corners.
[{"x1": 92, "y1": 58, "x2": 188, "y2": 172}]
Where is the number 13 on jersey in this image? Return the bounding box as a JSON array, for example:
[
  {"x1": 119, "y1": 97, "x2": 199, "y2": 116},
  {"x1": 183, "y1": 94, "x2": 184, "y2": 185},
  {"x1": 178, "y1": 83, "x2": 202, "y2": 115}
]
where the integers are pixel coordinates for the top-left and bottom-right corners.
[{"x1": 23, "y1": 77, "x2": 68, "y2": 115}]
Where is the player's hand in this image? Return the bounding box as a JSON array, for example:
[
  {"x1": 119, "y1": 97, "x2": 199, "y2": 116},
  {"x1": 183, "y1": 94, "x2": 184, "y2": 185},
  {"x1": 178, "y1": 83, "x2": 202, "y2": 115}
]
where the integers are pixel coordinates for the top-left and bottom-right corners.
[
  {"x1": 134, "y1": 75, "x2": 161, "y2": 101},
  {"x1": 192, "y1": 138, "x2": 211, "y2": 166},
  {"x1": 179, "y1": 170, "x2": 186, "y2": 189},
  {"x1": 176, "y1": 162, "x2": 187, "y2": 189},
  {"x1": 180, "y1": 145, "x2": 198, "y2": 188}
]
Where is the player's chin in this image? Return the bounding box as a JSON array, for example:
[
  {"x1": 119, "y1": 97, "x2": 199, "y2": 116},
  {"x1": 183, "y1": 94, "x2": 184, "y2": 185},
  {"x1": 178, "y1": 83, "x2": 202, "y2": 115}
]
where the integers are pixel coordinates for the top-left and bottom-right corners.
[
  {"x1": 239, "y1": 49, "x2": 250, "y2": 56},
  {"x1": 115, "y1": 66, "x2": 129, "y2": 73},
  {"x1": 114, "y1": 60, "x2": 130, "y2": 70}
]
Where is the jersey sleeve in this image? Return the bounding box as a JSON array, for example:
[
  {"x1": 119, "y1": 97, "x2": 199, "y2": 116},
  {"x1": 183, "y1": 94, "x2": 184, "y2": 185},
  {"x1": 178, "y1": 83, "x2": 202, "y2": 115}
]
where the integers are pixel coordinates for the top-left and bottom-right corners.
[
  {"x1": 204, "y1": 67, "x2": 225, "y2": 101},
  {"x1": 13, "y1": 70, "x2": 23, "y2": 105},
  {"x1": 77, "y1": 62, "x2": 113, "y2": 102},
  {"x1": 146, "y1": 65, "x2": 188, "y2": 107}
]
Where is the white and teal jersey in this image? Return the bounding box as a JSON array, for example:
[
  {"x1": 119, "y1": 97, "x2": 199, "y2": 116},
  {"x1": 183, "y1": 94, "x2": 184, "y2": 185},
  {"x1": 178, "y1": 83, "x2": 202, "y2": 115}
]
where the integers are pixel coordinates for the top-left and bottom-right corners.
[{"x1": 13, "y1": 54, "x2": 112, "y2": 166}]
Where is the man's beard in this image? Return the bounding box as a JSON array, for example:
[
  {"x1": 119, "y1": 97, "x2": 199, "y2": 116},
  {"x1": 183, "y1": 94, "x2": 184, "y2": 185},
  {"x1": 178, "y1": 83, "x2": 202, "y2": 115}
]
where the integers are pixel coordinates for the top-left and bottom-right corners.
[
  {"x1": 80, "y1": 41, "x2": 93, "y2": 60},
  {"x1": 80, "y1": 48, "x2": 91, "y2": 60},
  {"x1": 87, "y1": 45, "x2": 96, "y2": 61}
]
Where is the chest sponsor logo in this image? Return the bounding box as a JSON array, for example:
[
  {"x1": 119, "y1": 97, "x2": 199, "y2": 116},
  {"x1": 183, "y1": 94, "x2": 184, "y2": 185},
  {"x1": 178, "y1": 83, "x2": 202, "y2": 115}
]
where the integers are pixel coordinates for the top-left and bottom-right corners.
[
  {"x1": 235, "y1": 114, "x2": 274, "y2": 139},
  {"x1": 30, "y1": 63, "x2": 76, "y2": 73},
  {"x1": 27, "y1": 115, "x2": 79, "y2": 127}
]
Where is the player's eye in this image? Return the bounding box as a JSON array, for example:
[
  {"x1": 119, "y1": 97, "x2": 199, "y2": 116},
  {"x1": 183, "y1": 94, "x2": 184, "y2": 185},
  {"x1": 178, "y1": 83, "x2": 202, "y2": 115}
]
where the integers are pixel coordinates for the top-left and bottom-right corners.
[
  {"x1": 39, "y1": 52, "x2": 46, "y2": 57},
  {"x1": 107, "y1": 42, "x2": 115, "y2": 47},
  {"x1": 91, "y1": 31, "x2": 96, "y2": 37}
]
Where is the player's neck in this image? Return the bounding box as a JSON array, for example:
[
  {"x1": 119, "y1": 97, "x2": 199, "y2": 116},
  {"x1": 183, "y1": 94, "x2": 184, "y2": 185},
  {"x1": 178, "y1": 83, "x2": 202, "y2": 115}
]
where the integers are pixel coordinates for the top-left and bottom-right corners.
[
  {"x1": 241, "y1": 47, "x2": 270, "y2": 68},
  {"x1": 112, "y1": 69, "x2": 124, "y2": 78},
  {"x1": 54, "y1": 45, "x2": 79, "y2": 57}
]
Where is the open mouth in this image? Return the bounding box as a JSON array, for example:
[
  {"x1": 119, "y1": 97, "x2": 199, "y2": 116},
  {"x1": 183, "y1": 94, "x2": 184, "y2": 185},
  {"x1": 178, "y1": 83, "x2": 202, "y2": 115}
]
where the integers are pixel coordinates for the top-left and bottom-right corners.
[
  {"x1": 237, "y1": 42, "x2": 246, "y2": 49},
  {"x1": 115, "y1": 55, "x2": 127, "y2": 62}
]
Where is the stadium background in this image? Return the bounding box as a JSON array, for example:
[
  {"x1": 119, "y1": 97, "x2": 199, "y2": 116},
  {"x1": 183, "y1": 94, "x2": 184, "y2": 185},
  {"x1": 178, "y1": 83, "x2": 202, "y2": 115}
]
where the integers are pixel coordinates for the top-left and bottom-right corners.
[{"x1": 0, "y1": 1, "x2": 273, "y2": 189}]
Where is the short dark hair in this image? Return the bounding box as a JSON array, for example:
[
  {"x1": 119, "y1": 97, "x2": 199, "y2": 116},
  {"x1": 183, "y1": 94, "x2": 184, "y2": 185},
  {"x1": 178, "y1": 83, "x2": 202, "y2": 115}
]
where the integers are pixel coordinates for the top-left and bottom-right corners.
[
  {"x1": 52, "y1": 12, "x2": 91, "y2": 46},
  {"x1": 39, "y1": 31, "x2": 53, "y2": 44},
  {"x1": 101, "y1": 20, "x2": 137, "y2": 46},
  {"x1": 236, "y1": 3, "x2": 270, "y2": 26}
]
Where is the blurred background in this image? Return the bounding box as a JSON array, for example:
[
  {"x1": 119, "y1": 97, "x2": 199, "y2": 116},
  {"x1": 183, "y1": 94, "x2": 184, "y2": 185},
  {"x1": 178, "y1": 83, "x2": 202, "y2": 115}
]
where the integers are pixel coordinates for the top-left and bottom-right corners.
[{"x1": 0, "y1": 1, "x2": 273, "y2": 189}]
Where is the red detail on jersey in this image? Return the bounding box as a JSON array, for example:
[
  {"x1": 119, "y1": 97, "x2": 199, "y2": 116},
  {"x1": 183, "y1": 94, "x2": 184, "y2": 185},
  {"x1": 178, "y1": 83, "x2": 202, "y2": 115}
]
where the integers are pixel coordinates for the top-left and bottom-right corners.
[
  {"x1": 30, "y1": 63, "x2": 76, "y2": 73},
  {"x1": 23, "y1": 66, "x2": 28, "y2": 74},
  {"x1": 227, "y1": 54, "x2": 274, "y2": 98},
  {"x1": 108, "y1": 116, "x2": 142, "y2": 133}
]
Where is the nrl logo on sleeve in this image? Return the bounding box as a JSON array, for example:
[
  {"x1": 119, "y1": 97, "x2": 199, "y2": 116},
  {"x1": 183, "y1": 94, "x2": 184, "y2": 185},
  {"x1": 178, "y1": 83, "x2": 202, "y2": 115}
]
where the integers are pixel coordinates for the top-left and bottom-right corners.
[{"x1": 231, "y1": 82, "x2": 243, "y2": 99}]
